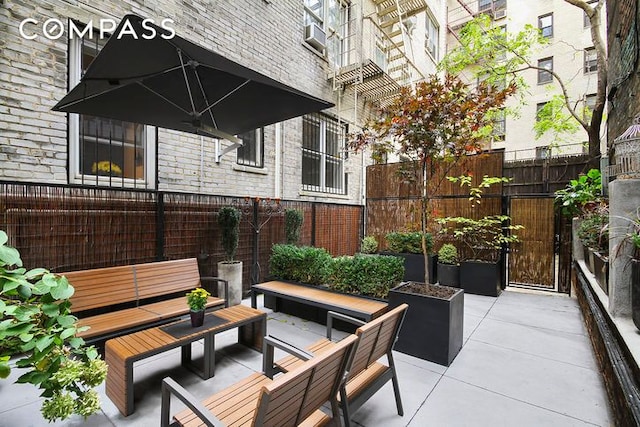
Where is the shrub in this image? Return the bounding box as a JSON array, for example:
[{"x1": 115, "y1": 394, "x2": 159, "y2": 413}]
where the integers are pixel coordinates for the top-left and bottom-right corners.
[
  {"x1": 360, "y1": 236, "x2": 378, "y2": 254},
  {"x1": 0, "y1": 231, "x2": 107, "y2": 422},
  {"x1": 218, "y1": 206, "x2": 241, "y2": 261},
  {"x1": 438, "y1": 243, "x2": 459, "y2": 265},
  {"x1": 269, "y1": 244, "x2": 332, "y2": 285},
  {"x1": 329, "y1": 254, "x2": 404, "y2": 299},
  {"x1": 578, "y1": 208, "x2": 609, "y2": 253},
  {"x1": 385, "y1": 231, "x2": 433, "y2": 254},
  {"x1": 284, "y1": 209, "x2": 304, "y2": 245},
  {"x1": 554, "y1": 168, "x2": 602, "y2": 217}
]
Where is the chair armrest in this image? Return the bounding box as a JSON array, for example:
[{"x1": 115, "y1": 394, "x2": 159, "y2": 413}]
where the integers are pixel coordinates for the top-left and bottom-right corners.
[
  {"x1": 200, "y1": 277, "x2": 229, "y2": 308},
  {"x1": 262, "y1": 335, "x2": 314, "y2": 378},
  {"x1": 161, "y1": 377, "x2": 225, "y2": 427},
  {"x1": 326, "y1": 311, "x2": 365, "y2": 340}
]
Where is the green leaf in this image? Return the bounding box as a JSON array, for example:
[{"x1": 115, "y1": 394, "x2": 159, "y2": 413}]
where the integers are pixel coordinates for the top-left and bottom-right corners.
[
  {"x1": 19, "y1": 332, "x2": 34, "y2": 342},
  {"x1": 17, "y1": 284, "x2": 32, "y2": 299},
  {"x1": 68, "y1": 337, "x2": 84, "y2": 349},
  {"x1": 60, "y1": 327, "x2": 76, "y2": 340},
  {"x1": 0, "y1": 245, "x2": 22, "y2": 268},
  {"x1": 56, "y1": 315, "x2": 76, "y2": 327},
  {"x1": 50, "y1": 279, "x2": 73, "y2": 300},
  {"x1": 41, "y1": 303, "x2": 60, "y2": 317},
  {"x1": 35, "y1": 335, "x2": 54, "y2": 353}
]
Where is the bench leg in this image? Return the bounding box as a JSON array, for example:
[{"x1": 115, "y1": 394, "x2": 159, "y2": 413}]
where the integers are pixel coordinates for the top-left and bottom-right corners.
[
  {"x1": 239, "y1": 314, "x2": 267, "y2": 352},
  {"x1": 389, "y1": 352, "x2": 404, "y2": 416},
  {"x1": 203, "y1": 333, "x2": 216, "y2": 379},
  {"x1": 105, "y1": 341, "x2": 135, "y2": 416}
]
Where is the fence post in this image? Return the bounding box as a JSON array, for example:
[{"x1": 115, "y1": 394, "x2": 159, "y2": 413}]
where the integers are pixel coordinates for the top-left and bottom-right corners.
[
  {"x1": 156, "y1": 192, "x2": 165, "y2": 261},
  {"x1": 311, "y1": 204, "x2": 317, "y2": 247},
  {"x1": 251, "y1": 198, "x2": 259, "y2": 286}
]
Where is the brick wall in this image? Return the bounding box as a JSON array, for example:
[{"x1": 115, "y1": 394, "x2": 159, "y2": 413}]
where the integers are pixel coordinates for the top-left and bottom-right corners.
[{"x1": 0, "y1": 0, "x2": 366, "y2": 204}]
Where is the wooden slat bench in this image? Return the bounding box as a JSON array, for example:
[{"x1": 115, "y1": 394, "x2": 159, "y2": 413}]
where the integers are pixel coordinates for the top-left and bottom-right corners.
[
  {"x1": 264, "y1": 303, "x2": 409, "y2": 427},
  {"x1": 62, "y1": 258, "x2": 228, "y2": 342},
  {"x1": 160, "y1": 333, "x2": 359, "y2": 427},
  {"x1": 251, "y1": 280, "x2": 389, "y2": 322}
]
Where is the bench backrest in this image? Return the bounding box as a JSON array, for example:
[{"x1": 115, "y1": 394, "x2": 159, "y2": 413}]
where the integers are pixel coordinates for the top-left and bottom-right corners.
[
  {"x1": 349, "y1": 303, "x2": 408, "y2": 376},
  {"x1": 63, "y1": 258, "x2": 202, "y2": 312},
  {"x1": 134, "y1": 258, "x2": 201, "y2": 300},
  {"x1": 64, "y1": 265, "x2": 137, "y2": 312},
  {"x1": 256, "y1": 334, "x2": 358, "y2": 426}
]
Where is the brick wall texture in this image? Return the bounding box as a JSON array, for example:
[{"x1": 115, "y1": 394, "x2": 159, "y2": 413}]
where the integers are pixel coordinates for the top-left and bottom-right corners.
[{"x1": 0, "y1": 0, "x2": 367, "y2": 204}]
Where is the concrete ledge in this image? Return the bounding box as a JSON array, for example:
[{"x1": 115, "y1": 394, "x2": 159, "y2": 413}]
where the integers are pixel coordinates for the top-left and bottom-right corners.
[{"x1": 573, "y1": 261, "x2": 640, "y2": 426}]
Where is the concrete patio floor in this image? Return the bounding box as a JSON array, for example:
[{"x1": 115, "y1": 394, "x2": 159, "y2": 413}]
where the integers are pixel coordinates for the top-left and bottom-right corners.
[{"x1": 1, "y1": 288, "x2": 612, "y2": 426}]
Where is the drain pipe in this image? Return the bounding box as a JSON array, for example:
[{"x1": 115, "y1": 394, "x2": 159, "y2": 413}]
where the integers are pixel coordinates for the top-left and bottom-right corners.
[{"x1": 275, "y1": 123, "x2": 283, "y2": 198}]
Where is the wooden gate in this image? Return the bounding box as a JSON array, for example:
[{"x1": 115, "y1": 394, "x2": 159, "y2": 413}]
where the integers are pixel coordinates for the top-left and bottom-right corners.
[{"x1": 508, "y1": 197, "x2": 556, "y2": 290}]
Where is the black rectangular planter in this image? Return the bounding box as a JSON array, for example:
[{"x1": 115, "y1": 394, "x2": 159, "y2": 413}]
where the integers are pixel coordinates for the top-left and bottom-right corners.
[
  {"x1": 460, "y1": 260, "x2": 501, "y2": 297},
  {"x1": 437, "y1": 263, "x2": 460, "y2": 287},
  {"x1": 380, "y1": 252, "x2": 437, "y2": 284},
  {"x1": 388, "y1": 282, "x2": 464, "y2": 366},
  {"x1": 632, "y1": 259, "x2": 640, "y2": 331},
  {"x1": 592, "y1": 251, "x2": 608, "y2": 295}
]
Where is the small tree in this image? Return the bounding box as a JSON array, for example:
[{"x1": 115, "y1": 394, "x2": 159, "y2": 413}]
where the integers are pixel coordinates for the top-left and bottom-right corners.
[
  {"x1": 349, "y1": 74, "x2": 515, "y2": 284},
  {"x1": 218, "y1": 206, "x2": 241, "y2": 262},
  {"x1": 284, "y1": 209, "x2": 304, "y2": 245}
]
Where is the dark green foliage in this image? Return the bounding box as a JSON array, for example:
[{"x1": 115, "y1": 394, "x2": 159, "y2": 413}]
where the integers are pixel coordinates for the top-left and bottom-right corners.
[
  {"x1": 218, "y1": 206, "x2": 241, "y2": 261},
  {"x1": 554, "y1": 169, "x2": 602, "y2": 217},
  {"x1": 360, "y1": 236, "x2": 378, "y2": 254},
  {"x1": 385, "y1": 231, "x2": 433, "y2": 254},
  {"x1": 437, "y1": 244, "x2": 459, "y2": 265},
  {"x1": 329, "y1": 254, "x2": 404, "y2": 299},
  {"x1": 578, "y1": 209, "x2": 609, "y2": 253},
  {"x1": 284, "y1": 209, "x2": 304, "y2": 245},
  {"x1": 269, "y1": 244, "x2": 332, "y2": 285}
]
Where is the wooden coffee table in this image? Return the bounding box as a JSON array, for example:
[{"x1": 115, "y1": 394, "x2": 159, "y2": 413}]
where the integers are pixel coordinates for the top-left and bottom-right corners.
[{"x1": 104, "y1": 304, "x2": 266, "y2": 416}]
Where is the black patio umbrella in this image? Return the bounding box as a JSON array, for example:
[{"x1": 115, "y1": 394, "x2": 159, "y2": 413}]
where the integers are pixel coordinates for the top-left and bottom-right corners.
[{"x1": 53, "y1": 14, "x2": 333, "y2": 144}]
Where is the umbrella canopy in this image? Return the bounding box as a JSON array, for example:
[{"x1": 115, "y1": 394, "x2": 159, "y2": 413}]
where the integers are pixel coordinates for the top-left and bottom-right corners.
[{"x1": 53, "y1": 14, "x2": 333, "y2": 142}]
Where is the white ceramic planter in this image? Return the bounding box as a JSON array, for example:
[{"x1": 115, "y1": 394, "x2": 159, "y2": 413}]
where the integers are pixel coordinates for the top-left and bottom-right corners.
[{"x1": 217, "y1": 261, "x2": 243, "y2": 306}]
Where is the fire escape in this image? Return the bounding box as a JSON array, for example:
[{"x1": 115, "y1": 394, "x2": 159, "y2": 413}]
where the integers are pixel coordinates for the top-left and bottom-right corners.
[
  {"x1": 329, "y1": 1, "x2": 429, "y2": 114},
  {"x1": 447, "y1": 0, "x2": 507, "y2": 41}
]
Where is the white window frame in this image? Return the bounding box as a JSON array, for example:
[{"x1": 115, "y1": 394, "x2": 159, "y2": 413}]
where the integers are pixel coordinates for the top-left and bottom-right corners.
[
  {"x1": 537, "y1": 57, "x2": 553, "y2": 84},
  {"x1": 304, "y1": 0, "x2": 348, "y2": 64},
  {"x1": 584, "y1": 47, "x2": 598, "y2": 74},
  {"x1": 68, "y1": 26, "x2": 156, "y2": 188},
  {"x1": 425, "y1": 12, "x2": 439, "y2": 60},
  {"x1": 538, "y1": 13, "x2": 553, "y2": 38},
  {"x1": 302, "y1": 114, "x2": 346, "y2": 195}
]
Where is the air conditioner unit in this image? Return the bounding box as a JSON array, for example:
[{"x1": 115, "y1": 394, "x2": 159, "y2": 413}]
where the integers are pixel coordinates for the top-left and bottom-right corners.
[
  {"x1": 493, "y1": 9, "x2": 507, "y2": 19},
  {"x1": 305, "y1": 23, "x2": 326, "y2": 51}
]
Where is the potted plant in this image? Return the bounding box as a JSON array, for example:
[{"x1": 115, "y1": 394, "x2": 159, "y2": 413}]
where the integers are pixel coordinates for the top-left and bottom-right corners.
[
  {"x1": 577, "y1": 206, "x2": 609, "y2": 292},
  {"x1": 360, "y1": 235, "x2": 378, "y2": 254},
  {"x1": 284, "y1": 208, "x2": 304, "y2": 245},
  {"x1": 437, "y1": 243, "x2": 460, "y2": 287},
  {"x1": 217, "y1": 206, "x2": 243, "y2": 306},
  {"x1": 630, "y1": 220, "x2": 640, "y2": 329},
  {"x1": 382, "y1": 231, "x2": 437, "y2": 284},
  {"x1": 388, "y1": 281, "x2": 464, "y2": 366},
  {"x1": 186, "y1": 287, "x2": 211, "y2": 327}
]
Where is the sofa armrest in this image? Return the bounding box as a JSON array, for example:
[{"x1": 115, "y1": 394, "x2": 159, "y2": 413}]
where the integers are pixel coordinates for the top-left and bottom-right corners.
[
  {"x1": 161, "y1": 377, "x2": 225, "y2": 427},
  {"x1": 262, "y1": 335, "x2": 314, "y2": 378},
  {"x1": 200, "y1": 277, "x2": 229, "y2": 308},
  {"x1": 326, "y1": 311, "x2": 365, "y2": 340}
]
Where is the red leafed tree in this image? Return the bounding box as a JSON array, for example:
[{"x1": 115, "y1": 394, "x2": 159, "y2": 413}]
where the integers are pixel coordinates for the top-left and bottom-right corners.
[{"x1": 349, "y1": 73, "x2": 515, "y2": 284}]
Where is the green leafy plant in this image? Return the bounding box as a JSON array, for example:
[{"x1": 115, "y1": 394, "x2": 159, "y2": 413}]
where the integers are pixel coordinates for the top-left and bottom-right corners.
[
  {"x1": 186, "y1": 287, "x2": 210, "y2": 311},
  {"x1": 578, "y1": 207, "x2": 609, "y2": 253},
  {"x1": 437, "y1": 244, "x2": 459, "y2": 265},
  {"x1": 360, "y1": 236, "x2": 378, "y2": 254},
  {"x1": 218, "y1": 206, "x2": 241, "y2": 262},
  {"x1": 284, "y1": 209, "x2": 304, "y2": 245},
  {"x1": 269, "y1": 244, "x2": 333, "y2": 285},
  {"x1": 554, "y1": 169, "x2": 602, "y2": 218},
  {"x1": 385, "y1": 231, "x2": 433, "y2": 254},
  {"x1": 329, "y1": 254, "x2": 404, "y2": 299},
  {"x1": 0, "y1": 230, "x2": 107, "y2": 422}
]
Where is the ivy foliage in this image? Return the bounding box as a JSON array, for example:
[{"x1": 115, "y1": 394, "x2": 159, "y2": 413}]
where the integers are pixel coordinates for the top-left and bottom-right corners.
[{"x1": 0, "y1": 230, "x2": 107, "y2": 422}]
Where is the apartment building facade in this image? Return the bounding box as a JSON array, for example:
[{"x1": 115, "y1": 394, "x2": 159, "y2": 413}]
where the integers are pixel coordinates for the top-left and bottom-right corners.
[
  {"x1": 1, "y1": 0, "x2": 446, "y2": 205},
  {"x1": 446, "y1": 0, "x2": 606, "y2": 160}
]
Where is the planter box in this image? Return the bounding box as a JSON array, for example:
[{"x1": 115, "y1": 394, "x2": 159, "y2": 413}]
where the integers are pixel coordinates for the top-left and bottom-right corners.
[
  {"x1": 632, "y1": 260, "x2": 640, "y2": 331},
  {"x1": 592, "y1": 251, "x2": 609, "y2": 295},
  {"x1": 437, "y1": 263, "x2": 460, "y2": 287},
  {"x1": 460, "y1": 260, "x2": 501, "y2": 297},
  {"x1": 388, "y1": 282, "x2": 464, "y2": 366},
  {"x1": 380, "y1": 252, "x2": 437, "y2": 284}
]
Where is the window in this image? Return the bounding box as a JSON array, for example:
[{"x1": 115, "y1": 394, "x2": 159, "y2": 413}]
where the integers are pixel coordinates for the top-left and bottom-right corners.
[
  {"x1": 536, "y1": 146, "x2": 550, "y2": 159},
  {"x1": 478, "y1": 0, "x2": 506, "y2": 14},
  {"x1": 584, "y1": 93, "x2": 597, "y2": 120},
  {"x1": 425, "y1": 13, "x2": 439, "y2": 60},
  {"x1": 493, "y1": 108, "x2": 506, "y2": 141},
  {"x1": 584, "y1": 0, "x2": 597, "y2": 27},
  {"x1": 584, "y1": 47, "x2": 598, "y2": 73},
  {"x1": 69, "y1": 25, "x2": 155, "y2": 188},
  {"x1": 304, "y1": 0, "x2": 348, "y2": 65},
  {"x1": 536, "y1": 102, "x2": 548, "y2": 122},
  {"x1": 537, "y1": 57, "x2": 553, "y2": 84},
  {"x1": 302, "y1": 113, "x2": 346, "y2": 194},
  {"x1": 538, "y1": 13, "x2": 553, "y2": 38},
  {"x1": 237, "y1": 128, "x2": 264, "y2": 168}
]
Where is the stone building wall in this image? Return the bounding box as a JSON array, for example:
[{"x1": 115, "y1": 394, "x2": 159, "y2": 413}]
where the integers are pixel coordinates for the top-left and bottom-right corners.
[{"x1": 0, "y1": 0, "x2": 368, "y2": 204}]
